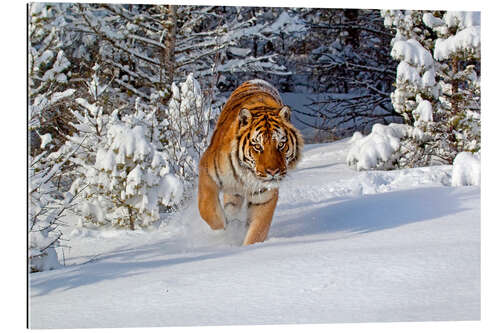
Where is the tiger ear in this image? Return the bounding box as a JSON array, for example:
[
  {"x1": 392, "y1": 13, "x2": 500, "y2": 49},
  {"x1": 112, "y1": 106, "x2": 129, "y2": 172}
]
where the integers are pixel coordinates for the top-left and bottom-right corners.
[
  {"x1": 279, "y1": 106, "x2": 291, "y2": 122},
  {"x1": 239, "y1": 108, "x2": 252, "y2": 127}
]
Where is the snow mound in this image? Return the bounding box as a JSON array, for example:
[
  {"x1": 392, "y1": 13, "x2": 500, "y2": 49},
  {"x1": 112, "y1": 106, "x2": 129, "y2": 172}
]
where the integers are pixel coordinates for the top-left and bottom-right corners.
[
  {"x1": 451, "y1": 152, "x2": 480, "y2": 186},
  {"x1": 346, "y1": 123, "x2": 417, "y2": 171}
]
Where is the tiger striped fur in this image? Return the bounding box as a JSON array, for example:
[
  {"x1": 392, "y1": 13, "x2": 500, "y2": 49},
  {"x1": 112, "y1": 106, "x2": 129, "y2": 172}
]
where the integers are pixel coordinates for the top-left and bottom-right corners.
[{"x1": 198, "y1": 79, "x2": 303, "y2": 245}]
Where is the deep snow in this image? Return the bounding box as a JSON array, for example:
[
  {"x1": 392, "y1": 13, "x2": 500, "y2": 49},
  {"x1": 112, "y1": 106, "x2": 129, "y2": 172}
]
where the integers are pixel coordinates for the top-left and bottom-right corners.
[{"x1": 28, "y1": 139, "x2": 480, "y2": 329}]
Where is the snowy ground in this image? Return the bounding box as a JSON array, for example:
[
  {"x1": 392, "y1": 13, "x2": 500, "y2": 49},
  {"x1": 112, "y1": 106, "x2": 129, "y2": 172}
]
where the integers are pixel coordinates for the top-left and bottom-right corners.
[{"x1": 28, "y1": 139, "x2": 480, "y2": 329}]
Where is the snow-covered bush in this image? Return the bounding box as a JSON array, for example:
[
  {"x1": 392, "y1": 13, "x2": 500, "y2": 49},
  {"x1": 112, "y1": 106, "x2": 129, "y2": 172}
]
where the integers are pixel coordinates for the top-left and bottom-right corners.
[
  {"x1": 70, "y1": 113, "x2": 183, "y2": 229},
  {"x1": 347, "y1": 123, "x2": 427, "y2": 171},
  {"x1": 451, "y1": 152, "x2": 480, "y2": 186},
  {"x1": 159, "y1": 74, "x2": 213, "y2": 185},
  {"x1": 390, "y1": 38, "x2": 437, "y2": 124},
  {"x1": 43, "y1": 65, "x2": 181, "y2": 230},
  {"x1": 29, "y1": 151, "x2": 79, "y2": 272},
  {"x1": 48, "y1": 64, "x2": 115, "y2": 192}
]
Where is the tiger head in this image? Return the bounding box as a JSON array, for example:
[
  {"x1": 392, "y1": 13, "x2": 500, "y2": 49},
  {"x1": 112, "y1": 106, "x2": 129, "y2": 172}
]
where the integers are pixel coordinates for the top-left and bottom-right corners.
[{"x1": 236, "y1": 105, "x2": 303, "y2": 187}]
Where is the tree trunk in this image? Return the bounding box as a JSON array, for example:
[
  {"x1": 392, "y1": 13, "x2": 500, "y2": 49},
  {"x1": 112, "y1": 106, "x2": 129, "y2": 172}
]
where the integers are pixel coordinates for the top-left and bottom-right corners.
[
  {"x1": 163, "y1": 5, "x2": 177, "y2": 92},
  {"x1": 127, "y1": 206, "x2": 135, "y2": 230},
  {"x1": 451, "y1": 56, "x2": 459, "y2": 116}
]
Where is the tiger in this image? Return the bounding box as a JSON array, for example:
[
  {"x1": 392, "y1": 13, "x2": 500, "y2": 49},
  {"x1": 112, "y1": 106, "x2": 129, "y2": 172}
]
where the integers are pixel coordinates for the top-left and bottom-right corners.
[{"x1": 198, "y1": 79, "x2": 303, "y2": 245}]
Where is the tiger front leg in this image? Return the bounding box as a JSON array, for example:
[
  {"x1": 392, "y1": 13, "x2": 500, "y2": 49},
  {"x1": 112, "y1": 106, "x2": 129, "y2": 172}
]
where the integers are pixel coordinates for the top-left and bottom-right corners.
[
  {"x1": 243, "y1": 189, "x2": 279, "y2": 245},
  {"x1": 198, "y1": 167, "x2": 226, "y2": 230}
]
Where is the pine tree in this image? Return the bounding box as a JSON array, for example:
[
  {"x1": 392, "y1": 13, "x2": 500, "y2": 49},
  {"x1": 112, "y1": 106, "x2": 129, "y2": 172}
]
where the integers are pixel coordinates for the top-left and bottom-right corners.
[
  {"x1": 348, "y1": 10, "x2": 480, "y2": 171},
  {"x1": 425, "y1": 11, "x2": 481, "y2": 161},
  {"x1": 50, "y1": 64, "x2": 183, "y2": 230},
  {"x1": 70, "y1": 111, "x2": 183, "y2": 229},
  {"x1": 382, "y1": 10, "x2": 444, "y2": 167}
]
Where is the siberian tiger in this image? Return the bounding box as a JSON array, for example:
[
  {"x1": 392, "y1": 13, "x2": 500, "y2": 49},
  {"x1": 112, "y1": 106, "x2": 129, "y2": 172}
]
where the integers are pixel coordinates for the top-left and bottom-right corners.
[{"x1": 198, "y1": 79, "x2": 303, "y2": 245}]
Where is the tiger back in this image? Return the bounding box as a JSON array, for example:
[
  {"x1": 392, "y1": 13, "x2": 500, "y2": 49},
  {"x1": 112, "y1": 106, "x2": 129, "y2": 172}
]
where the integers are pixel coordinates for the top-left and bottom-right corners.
[{"x1": 198, "y1": 79, "x2": 303, "y2": 245}]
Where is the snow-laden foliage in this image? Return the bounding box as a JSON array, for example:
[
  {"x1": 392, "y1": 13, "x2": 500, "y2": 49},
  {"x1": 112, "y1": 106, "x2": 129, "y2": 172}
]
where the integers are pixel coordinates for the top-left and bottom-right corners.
[
  {"x1": 54, "y1": 66, "x2": 186, "y2": 229},
  {"x1": 49, "y1": 64, "x2": 116, "y2": 192},
  {"x1": 29, "y1": 154, "x2": 62, "y2": 272},
  {"x1": 160, "y1": 74, "x2": 212, "y2": 184},
  {"x1": 70, "y1": 112, "x2": 183, "y2": 229},
  {"x1": 28, "y1": 3, "x2": 75, "y2": 154},
  {"x1": 425, "y1": 11, "x2": 481, "y2": 158},
  {"x1": 451, "y1": 152, "x2": 480, "y2": 186},
  {"x1": 371, "y1": 10, "x2": 481, "y2": 169},
  {"x1": 63, "y1": 4, "x2": 296, "y2": 104},
  {"x1": 347, "y1": 123, "x2": 427, "y2": 171},
  {"x1": 382, "y1": 10, "x2": 438, "y2": 128},
  {"x1": 28, "y1": 150, "x2": 80, "y2": 272}
]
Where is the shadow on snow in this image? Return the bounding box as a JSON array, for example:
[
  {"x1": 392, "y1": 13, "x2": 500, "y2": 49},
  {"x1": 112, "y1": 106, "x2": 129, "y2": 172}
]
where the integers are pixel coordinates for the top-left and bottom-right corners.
[
  {"x1": 29, "y1": 186, "x2": 477, "y2": 296},
  {"x1": 272, "y1": 186, "x2": 476, "y2": 239}
]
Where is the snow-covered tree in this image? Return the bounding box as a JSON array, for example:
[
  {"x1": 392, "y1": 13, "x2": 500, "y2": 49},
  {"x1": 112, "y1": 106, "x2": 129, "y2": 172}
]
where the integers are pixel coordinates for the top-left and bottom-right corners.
[
  {"x1": 28, "y1": 149, "x2": 81, "y2": 272},
  {"x1": 65, "y1": 4, "x2": 294, "y2": 105},
  {"x1": 425, "y1": 11, "x2": 481, "y2": 159},
  {"x1": 51, "y1": 65, "x2": 184, "y2": 229},
  {"x1": 70, "y1": 111, "x2": 183, "y2": 230},
  {"x1": 159, "y1": 74, "x2": 212, "y2": 185},
  {"x1": 47, "y1": 63, "x2": 116, "y2": 192},
  {"x1": 348, "y1": 10, "x2": 480, "y2": 170},
  {"x1": 28, "y1": 3, "x2": 76, "y2": 155}
]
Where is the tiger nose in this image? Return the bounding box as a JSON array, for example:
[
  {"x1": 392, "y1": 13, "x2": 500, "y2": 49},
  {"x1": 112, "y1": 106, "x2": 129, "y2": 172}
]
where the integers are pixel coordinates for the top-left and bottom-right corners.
[{"x1": 266, "y1": 168, "x2": 280, "y2": 176}]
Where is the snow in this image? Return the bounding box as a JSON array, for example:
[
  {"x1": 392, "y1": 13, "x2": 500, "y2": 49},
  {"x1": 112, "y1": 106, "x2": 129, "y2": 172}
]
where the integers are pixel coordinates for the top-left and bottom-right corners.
[
  {"x1": 29, "y1": 139, "x2": 480, "y2": 328},
  {"x1": 431, "y1": 11, "x2": 480, "y2": 61},
  {"x1": 39, "y1": 133, "x2": 52, "y2": 149},
  {"x1": 346, "y1": 123, "x2": 415, "y2": 171},
  {"x1": 396, "y1": 61, "x2": 421, "y2": 86},
  {"x1": 422, "y1": 68, "x2": 436, "y2": 87},
  {"x1": 413, "y1": 99, "x2": 433, "y2": 123},
  {"x1": 451, "y1": 152, "x2": 481, "y2": 186},
  {"x1": 262, "y1": 10, "x2": 306, "y2": 34},
  {"x1": 391, "y1": 39, "x2": 434, "y2": 69},
  {"x1": 227, "y1": 46, "x2": 251, "y2": 57},
  {"x1": 443, "y1": 11, "x2": 480, "y2": 30},
  {"x1": 434, "y1": 26, "x2": 481, "y2": 61},
  {"x1": 422, "y1": 13, "x2": 444, "y2": 28}
]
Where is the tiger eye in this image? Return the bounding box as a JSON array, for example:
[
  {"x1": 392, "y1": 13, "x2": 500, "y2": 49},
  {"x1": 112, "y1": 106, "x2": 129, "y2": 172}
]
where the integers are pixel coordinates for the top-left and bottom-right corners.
[{"x1": 253, "y1": 144, "x2": 263, "y2": 153}]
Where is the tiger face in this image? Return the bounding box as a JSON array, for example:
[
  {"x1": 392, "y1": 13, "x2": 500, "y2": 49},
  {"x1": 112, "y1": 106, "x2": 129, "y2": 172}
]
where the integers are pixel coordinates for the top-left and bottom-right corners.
[{"x1": 236, "y1": 105, "x2": 301, "y2": 187}]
